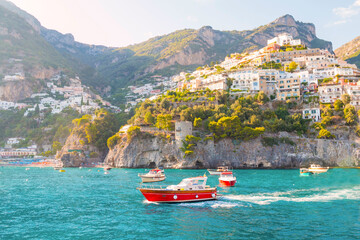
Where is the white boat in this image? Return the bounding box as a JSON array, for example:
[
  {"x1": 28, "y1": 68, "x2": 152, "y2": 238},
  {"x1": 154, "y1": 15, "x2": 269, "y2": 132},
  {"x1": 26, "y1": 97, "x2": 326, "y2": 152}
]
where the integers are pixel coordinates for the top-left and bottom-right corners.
[
  {"x1": 138, "y1": 168, "x2": 166, "y2": 183},
  {"x1": 207, "y1": 166, "x2": 230, "y2": 175},
  {"x1": 308, "y1": 164, "x2": 329, "y2": 174}
]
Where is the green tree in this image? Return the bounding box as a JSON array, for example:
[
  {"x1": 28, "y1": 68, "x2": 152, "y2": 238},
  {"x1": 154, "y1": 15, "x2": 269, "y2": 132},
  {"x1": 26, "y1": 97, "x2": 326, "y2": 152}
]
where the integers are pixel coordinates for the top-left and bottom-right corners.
[
  {"x1": 344, "y1": 104, "x2": 356, "y2": 125},
  {"x1": 321, "y1": 106, "x2": 333, "y2": 118},
  {"x1": 127, "y1": 126, "x2": 141, "y2": 139},
  {"x1": 321, "y1": 116, "x2": 332, "y2": 126},
  {"x1": 341, "y1": 94, "x2": 351, "y2": 105},
  {"x1": 256, "y1": 91, "x2": 269, "y2": 104},
  {"x1": 52, "y1": 141, "x2": 62, "y2": 153},
  {"x1": 34, "y1": 104, "x2": 40, "y2": 115},
  {"x1": 333, "y1": 99, "x2": 344, "y2": 111},
  {"x1": 107, "y1": 134, "x2": 121, "y2": 149},
  {"x1": 287, "y1": 62, "x2": 298, "y2": 72},
  {"x1": 160, "y1": 98, "x2": 171, "y2": 110},
  {"x1": 155, "y1": 114, "x2": 172, "y2": 130},
  {"x1": 318, "y1": 129, "x2": 335, "y2": 139},
  {"x1": 194, "y1": 117, "x2": 202, "y2": 128},
  {"x1": 144, "y1": 111, "x2": 155, "y2": 125}
]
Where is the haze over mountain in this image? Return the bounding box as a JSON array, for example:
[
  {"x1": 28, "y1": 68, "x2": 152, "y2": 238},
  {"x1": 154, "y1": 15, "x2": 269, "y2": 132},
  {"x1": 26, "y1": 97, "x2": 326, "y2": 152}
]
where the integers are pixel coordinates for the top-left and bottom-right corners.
[{"x1": 0, "y1": 0, "x2": 335, "y2": 103}]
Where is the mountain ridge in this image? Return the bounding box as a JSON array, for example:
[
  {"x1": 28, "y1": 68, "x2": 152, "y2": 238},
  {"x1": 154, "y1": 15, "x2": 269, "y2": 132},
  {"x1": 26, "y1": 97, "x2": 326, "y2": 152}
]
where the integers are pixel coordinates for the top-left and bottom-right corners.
[{"x1": 0, "y1": 0, "x2": 334, "y2": 102}]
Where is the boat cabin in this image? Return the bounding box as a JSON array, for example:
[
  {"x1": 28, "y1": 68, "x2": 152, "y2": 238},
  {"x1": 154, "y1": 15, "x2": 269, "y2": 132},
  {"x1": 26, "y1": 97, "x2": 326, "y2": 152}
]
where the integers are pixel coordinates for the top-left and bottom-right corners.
[
  {"x1": 149, "y1": 169, "x2": 162, "y2": 174},
  {"x1": 220, "y1": 171, "x2": 234, "y2": 178},
  {"x1": 166, "y1": 176, "x2": 207, "y2": 191}
]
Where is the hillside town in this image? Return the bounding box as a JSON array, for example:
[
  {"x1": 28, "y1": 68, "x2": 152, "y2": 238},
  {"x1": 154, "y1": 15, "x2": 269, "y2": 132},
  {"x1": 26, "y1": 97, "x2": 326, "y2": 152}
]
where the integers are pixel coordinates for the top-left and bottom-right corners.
[
  {"x1": 0, "y1": 73, "x2": 120, "y2": 115},
  {"x1": 172, "y1": 33, "x2": 360, "y2": 123}
]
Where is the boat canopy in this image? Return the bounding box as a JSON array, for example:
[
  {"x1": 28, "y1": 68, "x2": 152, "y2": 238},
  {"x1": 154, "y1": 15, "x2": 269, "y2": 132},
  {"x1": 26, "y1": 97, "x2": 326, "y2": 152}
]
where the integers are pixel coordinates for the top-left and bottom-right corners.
[{"x1": 221, "y1": 172, "x2": 233, "y2": 175}]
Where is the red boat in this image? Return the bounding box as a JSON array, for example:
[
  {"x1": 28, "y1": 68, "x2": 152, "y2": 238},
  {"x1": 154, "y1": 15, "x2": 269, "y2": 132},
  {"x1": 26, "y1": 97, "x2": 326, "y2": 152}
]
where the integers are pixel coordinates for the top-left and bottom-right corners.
[
  {"x1": 138, "y1": 176, "x2": 217, "y2": 203},
  {"x1": 219, "y1": 172, "x2": 236, "y2": 187}
]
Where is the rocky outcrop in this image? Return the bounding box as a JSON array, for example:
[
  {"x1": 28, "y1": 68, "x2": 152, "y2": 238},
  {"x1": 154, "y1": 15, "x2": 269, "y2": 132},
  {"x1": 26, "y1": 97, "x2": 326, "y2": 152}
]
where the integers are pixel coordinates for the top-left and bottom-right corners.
[
  {"x1": 56, "y1": 131, "x2": 103, "y2": 167},
  {"x1": 104, "y1": 132, "x2": 360, "y2": 169},
  {"x1": 0, "y1": 80, "x2": 37, "y2": 101}
]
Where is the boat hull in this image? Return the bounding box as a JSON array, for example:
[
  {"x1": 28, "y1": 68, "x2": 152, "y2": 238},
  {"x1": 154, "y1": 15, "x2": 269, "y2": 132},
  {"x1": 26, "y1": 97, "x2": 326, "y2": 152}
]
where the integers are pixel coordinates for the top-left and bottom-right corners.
[
  {"x1": 140, "y1": 176, "x2": 166, "y2": 183},
  {"x1": 138, "y1": 188, "x2": 217, "y2": 203},
  {"x1": 219, "y1": 179, "x2": 236, "y2": 187},
  {"x1": 308, "y1": 168, "x2": 329, "y2": 174},
  {"x1": 207, "y1": 170, "x2": 222, "y2": 175}
]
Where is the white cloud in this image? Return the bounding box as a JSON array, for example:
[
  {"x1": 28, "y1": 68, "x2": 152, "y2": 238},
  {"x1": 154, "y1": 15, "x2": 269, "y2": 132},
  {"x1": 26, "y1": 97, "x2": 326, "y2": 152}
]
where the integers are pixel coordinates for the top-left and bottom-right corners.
[
  {"x1": 333, "y1": 7, "x2": 359, "y2": 18},
  {"x1": 333, "y1": 0, "x2": 360, "y2": 18},
  {"x1": 187, "y1": 16, "x2": 198, "y2": 22},
  {"x1": 333, "y1": 20, "x2": 348, "y2": 25}
]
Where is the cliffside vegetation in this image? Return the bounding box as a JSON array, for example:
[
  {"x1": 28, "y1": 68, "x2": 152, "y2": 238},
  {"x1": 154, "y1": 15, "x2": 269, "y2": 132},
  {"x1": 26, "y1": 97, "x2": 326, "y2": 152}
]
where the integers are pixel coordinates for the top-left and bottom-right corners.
[
  {"x1": 118, "y1": 87, "x2": 360, "y2": 152},
  {"x1": 126, "y1": 89, "x2": 311, "y2": 143},
  {"x1": 70, "y1": 109, "x2": 129, "y2": 153}
]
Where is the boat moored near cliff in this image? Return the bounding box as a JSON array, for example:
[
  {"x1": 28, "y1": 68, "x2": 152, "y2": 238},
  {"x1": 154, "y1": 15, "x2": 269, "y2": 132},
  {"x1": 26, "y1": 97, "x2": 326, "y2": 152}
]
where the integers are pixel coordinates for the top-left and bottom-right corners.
[
  {"x1": 138, "y1": 168, "x2": 166, "y2": 183},
  {"x1": 208, "y1": 166, "x2": 231, "y2": 175},
  {"x1": 138, "y1": 176, "x2": 217, "y2": 203},
  {"x1": 308, "y1": 164, "x2": 329, "y2": 174}
]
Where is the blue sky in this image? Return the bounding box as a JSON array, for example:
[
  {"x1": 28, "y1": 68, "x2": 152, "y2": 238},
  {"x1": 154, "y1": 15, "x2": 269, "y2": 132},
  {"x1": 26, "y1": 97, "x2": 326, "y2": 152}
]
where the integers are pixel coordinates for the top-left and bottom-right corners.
[{"x1": 9, "y1": 0, "x2": 360, "y2": 49}]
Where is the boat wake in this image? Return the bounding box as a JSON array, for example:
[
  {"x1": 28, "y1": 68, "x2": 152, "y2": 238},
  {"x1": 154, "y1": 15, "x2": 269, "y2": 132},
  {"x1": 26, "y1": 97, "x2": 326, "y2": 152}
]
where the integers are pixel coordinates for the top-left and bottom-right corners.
[
  {"x1": 210, "y1": 202, "x2": 242, "y2": 208},
  {"x1": 224, "y1": 186, "x2": 360, "y2": 205}
]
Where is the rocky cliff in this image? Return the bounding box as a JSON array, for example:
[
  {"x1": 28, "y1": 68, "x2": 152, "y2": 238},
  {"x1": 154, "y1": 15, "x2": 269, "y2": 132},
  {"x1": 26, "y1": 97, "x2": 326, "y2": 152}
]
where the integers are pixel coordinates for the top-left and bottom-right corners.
[
  {"x1": 104, "y1": 131, "x2": 359, "y2": 169},
  {"x1": 56, "y1": 130, "x2": 104, "y2": 167}
]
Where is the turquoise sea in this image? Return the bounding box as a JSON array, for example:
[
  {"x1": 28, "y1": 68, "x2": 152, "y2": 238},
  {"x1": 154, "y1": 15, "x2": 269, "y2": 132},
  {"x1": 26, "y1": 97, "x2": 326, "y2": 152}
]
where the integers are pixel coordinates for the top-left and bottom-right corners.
[{"x1": 0, "y1": 167, "x2": 359, "y2": 240}]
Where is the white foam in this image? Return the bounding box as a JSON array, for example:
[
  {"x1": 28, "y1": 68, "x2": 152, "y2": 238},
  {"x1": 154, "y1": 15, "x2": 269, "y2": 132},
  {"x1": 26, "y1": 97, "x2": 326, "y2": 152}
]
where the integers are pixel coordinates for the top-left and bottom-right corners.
[
  {"x1": 225, "y1": 186, "x2": 360, "y2": 205},
  {"x1": 143, "y1": 200, "x2": 159, "y2": 205},
  {"x1": 211, "y1": 202, "x2": 240, "y2": 208},
  {"x1": 178, "y1": 202, "x2": 206, "y2": 207}
]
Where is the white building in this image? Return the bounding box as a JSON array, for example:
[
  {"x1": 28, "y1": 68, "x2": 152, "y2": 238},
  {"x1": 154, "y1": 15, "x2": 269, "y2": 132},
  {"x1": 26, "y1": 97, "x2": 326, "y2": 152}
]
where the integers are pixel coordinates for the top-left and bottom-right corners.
[
  {"x1": 314, "y1": 67, "x2": 354, "y2": 78},
  {"x1": 6, "y1": 137, "x2": 25, "y2": 146},
  {"x1": 267, "y1": 33, "x2": 302, "y2": 46},
  {"x1": 318, "y1": 84, "x2": 343, "y2": 103},
  {"x1": 343, "y1": 83, "x2": 360, "y2": 107},
  {"x1": 0, "y1": 101, "x2": 15, "y2": 110},
  {"x1": 302, "y1": 108, "x2": 321, "y2": 122}
]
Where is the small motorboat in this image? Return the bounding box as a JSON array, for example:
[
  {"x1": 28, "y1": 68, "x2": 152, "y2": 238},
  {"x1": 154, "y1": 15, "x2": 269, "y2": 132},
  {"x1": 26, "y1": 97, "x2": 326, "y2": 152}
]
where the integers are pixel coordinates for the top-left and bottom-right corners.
[
  {"x1": 104, "y1": 167, "x2": 112, "y2": 171},
  {"x1": 308, "y1": 164, "x2": 329, "y2": 174},
  {"x1": 207, "y1": 166, "x2": 230, "y2": 175},
  {"x1": 300, "y1": 168, "x2": 312, "y2": 176},
  {"x1": 219, "y1": 171, "x2": 236, "y2": 187},
  {"x1": 138, "y1": 176, "x2": 217, "y2": 203},
  {"x1": 138, "y1": 168, "x2": 166, "y2": 183}
]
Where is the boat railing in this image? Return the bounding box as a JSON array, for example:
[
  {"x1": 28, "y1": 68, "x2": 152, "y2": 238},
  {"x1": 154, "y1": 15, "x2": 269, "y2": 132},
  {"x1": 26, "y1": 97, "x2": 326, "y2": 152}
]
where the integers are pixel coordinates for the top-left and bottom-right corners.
[{"x1": 138, "y1": 184, "x2": 168, "y2": 190}]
